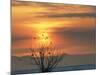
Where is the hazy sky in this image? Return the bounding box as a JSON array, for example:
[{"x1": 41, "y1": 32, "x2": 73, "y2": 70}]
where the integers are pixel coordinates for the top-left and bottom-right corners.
[{"x1": 12, "y1": 0, "x2": 96, "y2": 56}]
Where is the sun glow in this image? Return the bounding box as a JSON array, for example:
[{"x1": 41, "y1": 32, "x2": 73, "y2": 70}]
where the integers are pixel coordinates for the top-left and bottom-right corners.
[
  {"x1": 12, "y1": 1, "x2": 96, "y2": 56},
  {"x1": 36, "y1": 32, "x2": 51, "y2": 45}
]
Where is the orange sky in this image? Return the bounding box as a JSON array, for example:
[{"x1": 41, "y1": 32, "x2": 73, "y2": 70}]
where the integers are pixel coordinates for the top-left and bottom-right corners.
[{"x1": 12, "y1": 0, "x2": 96, "y2": 56}]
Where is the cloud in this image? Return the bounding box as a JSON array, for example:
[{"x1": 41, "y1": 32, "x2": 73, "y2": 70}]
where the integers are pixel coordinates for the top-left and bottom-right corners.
[{"x1": 35, "y1": 13, "x2": 96, "y2": 18}]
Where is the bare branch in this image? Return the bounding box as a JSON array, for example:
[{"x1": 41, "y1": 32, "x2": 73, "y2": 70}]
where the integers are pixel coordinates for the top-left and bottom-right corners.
[{"x1": 29, "y1": 44, "x2": 65, "y2": 72}]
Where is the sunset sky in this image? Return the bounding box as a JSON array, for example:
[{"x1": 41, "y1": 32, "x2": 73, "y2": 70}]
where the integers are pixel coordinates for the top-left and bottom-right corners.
[{"x1": 12, "y1": 0, "x2": 96, "y2": 56}]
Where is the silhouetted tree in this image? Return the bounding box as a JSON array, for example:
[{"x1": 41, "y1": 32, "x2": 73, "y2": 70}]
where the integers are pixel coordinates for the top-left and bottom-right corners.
[{"x1": 30, "y1": 45, "x2": 65, "y2": 72}]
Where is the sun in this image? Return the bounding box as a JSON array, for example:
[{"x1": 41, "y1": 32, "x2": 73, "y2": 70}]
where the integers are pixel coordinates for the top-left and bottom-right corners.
[{"x1": 37, "y1": 32, "x2": 51, "y2": 45}]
